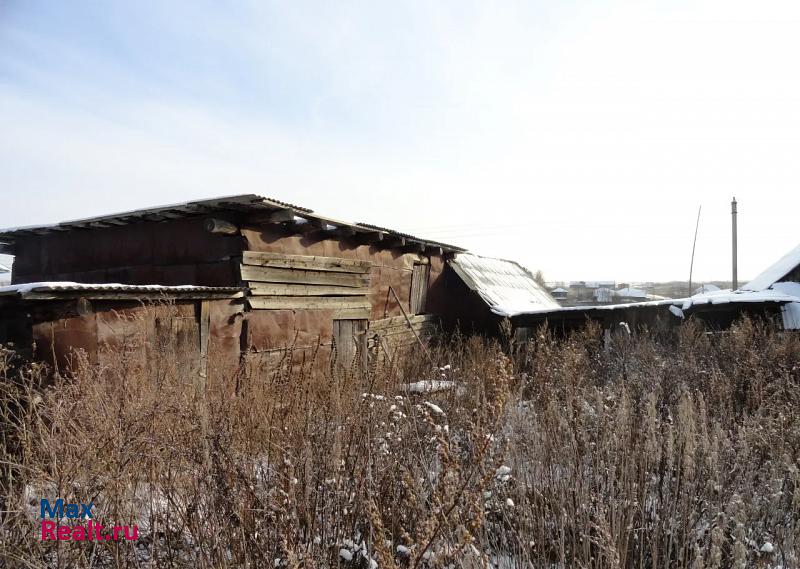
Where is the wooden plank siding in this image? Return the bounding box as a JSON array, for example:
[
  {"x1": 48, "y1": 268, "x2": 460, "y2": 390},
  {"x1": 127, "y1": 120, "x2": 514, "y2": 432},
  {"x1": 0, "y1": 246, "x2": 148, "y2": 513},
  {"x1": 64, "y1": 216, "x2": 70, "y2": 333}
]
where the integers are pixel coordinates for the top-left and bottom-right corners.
[
  {"x1": 333, "y1": 319, "x2": 368, "y2": 370},
  {"x1": 241, "y1": 251, "x2": 372, "y2": 319},
  {"x1": 410, "y1": 263, "x2": 430, "y2": 314},
  {"x1": 240, "y1": 265, "x2": 369, "y2": 287},
  {"x1": 247, "y1": 296, "x2": 371, "y2": 311},
  {"x1": 243, "y1": 251, "x2": 373, "y2": 273},
  {"x1": 366, "y1": 314, "x2": 439, "y2": 361},
  {"x1": 249, "y1": 283, "x2": 369, "y2": 296}
]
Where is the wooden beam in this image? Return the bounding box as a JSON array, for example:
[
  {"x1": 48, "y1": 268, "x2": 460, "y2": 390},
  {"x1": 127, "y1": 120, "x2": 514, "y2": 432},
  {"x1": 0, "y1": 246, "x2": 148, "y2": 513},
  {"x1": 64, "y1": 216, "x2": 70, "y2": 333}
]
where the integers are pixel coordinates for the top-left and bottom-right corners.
[
  {"x1": 240, "y1": 265, "x2": 369, "y2": 287},
  {"x1": 248, "y1": 296, "x2": 371, "y2": 310},
  {"x1": 389, "y1": 286, "x2": 431, "y2": 360},
  {"x1": 242, "y1": 250, "x2": 373, "y2": 274},
  {"x1": 248, "y1": 208, "x2": 295, "y2": 224},
  {"x1": 295, "y1": 218, "x2": 327, "y2": 234},
  {"x1": 249, "y1": 283, "x2": 369, "y2": 296},
  {"x1": 198, "y1": 300, "x2": 210, "y2": 393},
  {"x1": 333, "y1": 307, "x2": 372, "y2": 320},
  {"x1": 369, "y1": 314, "x2": 437, "y2": 331},
  {"x1": 330, "y1": 226, "x2": 357, "y2": 238},
  {"x1": 372, "y1": 324, "x2": 436, "y2": 339},
  {"x1": 383, "y1": 235, "x2": 406, "y2": 248},
  {"x1": 356, "y1": 231, "x2": 385, "y2": 246},
  {"x1": 204, "y1": 218, "x2": 239, "y2": 235}
]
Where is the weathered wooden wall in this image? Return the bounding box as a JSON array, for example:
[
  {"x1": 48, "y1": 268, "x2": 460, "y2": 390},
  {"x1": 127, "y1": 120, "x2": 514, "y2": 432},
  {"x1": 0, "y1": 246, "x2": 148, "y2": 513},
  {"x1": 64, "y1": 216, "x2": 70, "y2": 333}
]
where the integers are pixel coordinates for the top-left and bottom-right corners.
[
  {"x1": 6, "y1": 218, "x2": 456, "y2": 376},
  {"x1": 11, "y1": 218, "x2": 241, "y2": 286},
  {"x1": 239, "y1": 224, "x2": 448, "y2": 369},
  {"x1": 0, "y1": 298, "x2": 245, "y2": 381}
]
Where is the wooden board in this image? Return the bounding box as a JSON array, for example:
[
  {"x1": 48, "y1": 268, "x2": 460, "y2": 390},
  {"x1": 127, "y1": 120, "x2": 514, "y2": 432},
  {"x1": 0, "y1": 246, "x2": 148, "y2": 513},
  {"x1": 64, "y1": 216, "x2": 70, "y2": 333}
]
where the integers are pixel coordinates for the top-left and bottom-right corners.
[
  {"x1": 370, "y1": 324, "x2": 436, "y2": 339},
  {"x1": 241, "y1": 265, "x2": 370, "y2": 288},
  {"x1": 332, "y1": 308, "x2": 371, "y2": 320},
  {"x1": 243, "y1": 251, "x2": 373, "y2": 274},
  {"x1": 249, "y1": 283, "x2": 369, "y2": 296},
  {"x1": 368, "y1": 314, "x2": 437, "y2": 331},
  {"x1": 247, "y1": 296, "x2": 372, "y2": 310}
]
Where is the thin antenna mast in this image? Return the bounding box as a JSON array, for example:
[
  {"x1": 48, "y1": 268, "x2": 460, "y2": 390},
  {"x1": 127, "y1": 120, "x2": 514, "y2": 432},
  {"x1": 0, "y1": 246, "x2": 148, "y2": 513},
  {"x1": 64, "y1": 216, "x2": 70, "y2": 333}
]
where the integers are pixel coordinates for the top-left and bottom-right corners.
[{"x1": 688, "y1": 206, "x2": 702, "y2": 296}]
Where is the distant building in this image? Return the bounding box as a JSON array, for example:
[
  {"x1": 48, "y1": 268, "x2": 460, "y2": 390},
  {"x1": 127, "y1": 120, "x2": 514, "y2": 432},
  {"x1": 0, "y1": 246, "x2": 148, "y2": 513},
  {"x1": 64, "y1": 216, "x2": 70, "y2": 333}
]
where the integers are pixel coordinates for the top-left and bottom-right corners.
[
  {"x1": 593, "y1": 287, "x2": 615, "y2": 304},
  {"x1": 615, "y1": 287, "x2": 649, "y2": 301},
  {"x1": 550, "y1": 287, "x2": 569, "y2": 300}
]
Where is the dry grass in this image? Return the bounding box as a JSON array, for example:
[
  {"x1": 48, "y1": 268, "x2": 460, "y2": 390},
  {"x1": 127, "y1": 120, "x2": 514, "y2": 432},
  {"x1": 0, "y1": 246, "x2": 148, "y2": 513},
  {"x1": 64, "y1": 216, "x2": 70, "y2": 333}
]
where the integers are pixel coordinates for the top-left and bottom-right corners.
[{"x1": 0, "y1": 313, "x2": 799, "y2": 568}]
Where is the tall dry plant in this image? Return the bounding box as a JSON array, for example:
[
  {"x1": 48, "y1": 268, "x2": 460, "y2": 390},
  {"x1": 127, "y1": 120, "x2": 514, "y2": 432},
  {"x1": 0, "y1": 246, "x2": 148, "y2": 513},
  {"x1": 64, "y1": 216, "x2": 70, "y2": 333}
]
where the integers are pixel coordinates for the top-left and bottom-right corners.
[{"x1": 0, "y1": 310, "x2": 798, "y2": 568}]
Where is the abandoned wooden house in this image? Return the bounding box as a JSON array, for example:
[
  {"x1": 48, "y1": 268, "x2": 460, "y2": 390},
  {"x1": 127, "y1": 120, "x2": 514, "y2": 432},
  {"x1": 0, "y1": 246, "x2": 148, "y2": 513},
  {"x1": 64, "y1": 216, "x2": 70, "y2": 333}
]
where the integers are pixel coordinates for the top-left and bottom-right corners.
[{"x1": 0, "y1": 194, "x2": 558, "y2": 376}]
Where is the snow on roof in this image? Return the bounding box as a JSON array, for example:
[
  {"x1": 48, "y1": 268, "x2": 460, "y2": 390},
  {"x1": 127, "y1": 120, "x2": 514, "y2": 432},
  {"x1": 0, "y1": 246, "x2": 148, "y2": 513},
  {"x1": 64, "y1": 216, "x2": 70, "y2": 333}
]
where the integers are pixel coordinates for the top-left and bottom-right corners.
[
  {"x1": 449, "y1": 254, "x2": 560, "y2": 317},
  {"x1": 0, "y1": 282, "x2": 244, "y2": 299},
  {"x1": 503, "y1": 286, "x2": 800, "y2": 318},
  {"x1": 616, "y1": 287, "x2": 648, "y2": 298},
  {"x1": 692, "y1": 284, "x2": 722, "y2": 296},
  {"x1": 551, "y1": 287, "x2": 569, "y2": 293},
  {"x1": 742, "y1": 242, "x2": 800, "y2": 291}
]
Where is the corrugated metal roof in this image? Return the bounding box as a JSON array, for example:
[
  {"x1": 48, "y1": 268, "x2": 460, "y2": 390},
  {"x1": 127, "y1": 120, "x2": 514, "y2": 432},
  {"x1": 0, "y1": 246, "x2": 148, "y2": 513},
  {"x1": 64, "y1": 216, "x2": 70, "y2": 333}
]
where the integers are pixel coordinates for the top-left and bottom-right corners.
[
  {"x1": 448, "y1": 254, "x2": 561, "y2": 317},
  {"x1": 0, "y1": 194, "x2": 465, "y2": 253},
  {"x1": 0, "y1": 282, "x2": 244, "y2": 299},
  {"x1": 742, "y1": 242, "x2": 800, "y2": 291}
]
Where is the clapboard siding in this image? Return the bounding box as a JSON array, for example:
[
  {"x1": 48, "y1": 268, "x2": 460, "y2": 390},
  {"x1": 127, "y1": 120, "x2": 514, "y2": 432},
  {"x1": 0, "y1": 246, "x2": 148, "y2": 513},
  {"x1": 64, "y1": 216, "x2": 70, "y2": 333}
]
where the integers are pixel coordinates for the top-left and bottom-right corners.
[
  {"x1": 247, "y1": 296, "x2": 371, "y2": 311},
  {"x1": 243, "y1": 251, "x2": 373, "y2": 273},
  {"x1": 242, "y1": 251, "x2": 372, "y2": 312},
  {"x1": 249, "y1": 283, "x2": 369, "y2": 296},
  {"x1": 241, "y1": 265, "x2": 369, "y2": 288}
]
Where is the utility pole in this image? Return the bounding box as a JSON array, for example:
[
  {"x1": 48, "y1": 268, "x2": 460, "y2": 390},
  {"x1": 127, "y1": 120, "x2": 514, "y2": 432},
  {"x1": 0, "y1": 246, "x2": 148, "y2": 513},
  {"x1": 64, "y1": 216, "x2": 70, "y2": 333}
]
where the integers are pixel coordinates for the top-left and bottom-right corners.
[
  {"x1": 689, "y1": 206, "x2": 701, "y2": 297},
  {"x1": 731, "y1": 197, "x2": 738, "y2": 290}
]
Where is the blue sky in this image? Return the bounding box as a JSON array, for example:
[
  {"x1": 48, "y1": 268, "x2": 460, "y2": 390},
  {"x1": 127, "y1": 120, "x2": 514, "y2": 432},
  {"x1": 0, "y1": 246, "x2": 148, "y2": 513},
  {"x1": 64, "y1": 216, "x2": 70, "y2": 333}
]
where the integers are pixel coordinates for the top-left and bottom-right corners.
[{"x1": 2, "y1": 0, "x2": 800, "y2": 282}]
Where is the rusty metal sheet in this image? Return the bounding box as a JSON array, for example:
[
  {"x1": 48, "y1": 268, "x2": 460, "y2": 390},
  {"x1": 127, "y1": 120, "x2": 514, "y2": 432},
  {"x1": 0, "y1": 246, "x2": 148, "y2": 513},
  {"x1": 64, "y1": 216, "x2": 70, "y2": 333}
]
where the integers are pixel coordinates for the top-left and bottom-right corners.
[
  {"x1": 32, "y1": 312, "x2": 98, "y2": 372},
  {"x1": 293, "y1": 308, "x2": 334, "y2": 346},
  {"x1": 245, "y1": 310, "x2": 295, "y2": 350}
]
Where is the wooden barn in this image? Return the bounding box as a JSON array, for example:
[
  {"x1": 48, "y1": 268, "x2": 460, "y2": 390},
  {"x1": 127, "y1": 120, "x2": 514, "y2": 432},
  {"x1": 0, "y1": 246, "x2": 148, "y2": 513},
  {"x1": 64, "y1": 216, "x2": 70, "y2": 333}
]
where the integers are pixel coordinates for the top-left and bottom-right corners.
[{"x1": 0, "y1": 195, "x2": 474, "y2": 376}]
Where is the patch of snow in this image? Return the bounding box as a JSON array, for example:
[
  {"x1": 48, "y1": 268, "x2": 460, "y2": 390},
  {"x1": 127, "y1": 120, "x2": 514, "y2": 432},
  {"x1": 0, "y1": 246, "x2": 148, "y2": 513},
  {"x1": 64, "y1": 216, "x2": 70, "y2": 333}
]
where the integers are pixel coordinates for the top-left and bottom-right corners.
[
  {"x1": 424, "y1": 402, "x2": 445, "y2": 415},
  {"x1": 495, "y1": 465, "x2": 512, "y2": 481},
  {"x1": 0, "y1": 282, "x2": 230, "y2": 295},
  {"x1": 668, "y1": 305, "x2": 685, "y2": 318},
  {"x1": 339, "y1": 548, "x2": 353, "y2": 561},
  {"x1": 760, "y1": 542, "x2": 775, "y2": 554},
  {"x1": 404, "y1": 380, "x2": 455, "y2": 393},
  {"x1": 396, "y1": 545, "x2": 411, "y2": 556}
]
